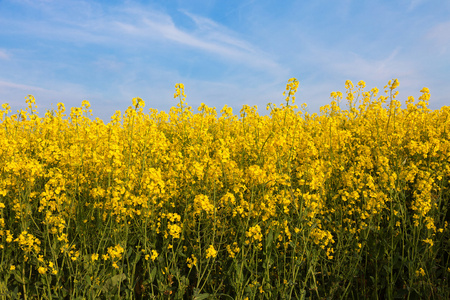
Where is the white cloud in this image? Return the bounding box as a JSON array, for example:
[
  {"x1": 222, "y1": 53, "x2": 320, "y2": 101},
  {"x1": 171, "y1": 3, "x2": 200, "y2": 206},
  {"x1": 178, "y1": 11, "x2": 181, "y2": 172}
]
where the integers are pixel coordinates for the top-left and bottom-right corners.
[
  {"x1": 295, "y1": 37, "x2": 412, "y2": 85},
  {"x1": 333, "y1": 48, "x2": 412, "y2": 81},
  {"x1": 111, "y1": 9, "x2": 282, "y2": 73},
  {"x1": 180, "y1": 10, "x2": 256, "y2": 53},
  {"x1": 0, "y1": 50, "x2": 9, "y2": 60},
  {"x1": 0, "y1": 80, "x2": 48, "y2": 92},
  {"x1": 3, "y1": 1, "x2": 283, "y2": 75},
  {"x1": 426, "y1": 21, "x2": 450, "y2": 55},
  {"x1": 407, "y1": 0, "x2": 427, "y2": 11},
  {"x1": 93, "y1": 56, "x2": 124, "y2": 71}
]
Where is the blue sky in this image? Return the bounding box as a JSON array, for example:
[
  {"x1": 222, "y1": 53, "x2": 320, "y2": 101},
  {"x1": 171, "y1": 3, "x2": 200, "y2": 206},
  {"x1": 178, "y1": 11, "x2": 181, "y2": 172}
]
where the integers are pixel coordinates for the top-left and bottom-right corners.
[{"x1": 1, "y1": 0, "x2": 449, "y2": 122}]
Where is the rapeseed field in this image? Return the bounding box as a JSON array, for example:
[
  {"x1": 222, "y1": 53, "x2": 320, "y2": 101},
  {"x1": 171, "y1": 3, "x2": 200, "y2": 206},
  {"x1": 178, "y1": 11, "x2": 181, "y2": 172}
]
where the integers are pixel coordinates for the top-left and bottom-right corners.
[{"x1": 0, "y1": 78, "x2": 449, "y2": 299}]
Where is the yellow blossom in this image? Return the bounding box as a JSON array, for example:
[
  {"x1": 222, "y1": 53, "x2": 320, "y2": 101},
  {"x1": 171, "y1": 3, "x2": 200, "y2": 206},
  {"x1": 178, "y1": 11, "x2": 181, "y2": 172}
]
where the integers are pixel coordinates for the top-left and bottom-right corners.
[
  {"x1": 186, "y1": 254, "x2": 197, "y2": 269},
  {"x1": 151, "y1": 250, "x2": 158, "y2": 261},
  {"x1": 416, "y1": 268, "x2": 426, "y2": 277},
  {"x1": 206, "y1": 245, "x2": 217, "y2": 259}
]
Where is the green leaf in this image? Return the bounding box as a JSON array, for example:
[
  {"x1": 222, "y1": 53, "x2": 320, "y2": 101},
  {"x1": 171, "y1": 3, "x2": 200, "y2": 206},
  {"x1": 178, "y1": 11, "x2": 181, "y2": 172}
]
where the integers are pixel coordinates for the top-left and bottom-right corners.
[
  {"x1": 111, "y1": 273, "x2": 126, "y2": 286},
  {"x1": 102, "y1": 273, "x2": 126, "y2": 293},
  {"x1": 85, "y1": 274, "x2": 92, "y2": 286},
  {"x1": 299, "y1": 289, "x2": 306, "y2": 300},
  {"x1": 194, "y1": 292, "x2": 211, "y2": 300},
  {"x1": 134, "y1": 251, "x2": 141, "y2": 263},
  {"x1": 126, "y1": 246, "x2": 133, "y2": 259},
  {"x1": 265, "y1": 229, "x2": 274, "y2": 250},
  {"x1": 14, "y1": 272, "x2": 27, "y2": 285},
  {"x1": 149, "y1": 267, "x2": 157, "y2": 282}
]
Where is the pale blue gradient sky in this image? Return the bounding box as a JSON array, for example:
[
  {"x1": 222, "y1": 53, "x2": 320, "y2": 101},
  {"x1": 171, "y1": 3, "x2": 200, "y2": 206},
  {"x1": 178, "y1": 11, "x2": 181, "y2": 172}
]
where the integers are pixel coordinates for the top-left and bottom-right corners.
[{"x1": 1, "y1": 0, "x2": 449, "y2": 122}]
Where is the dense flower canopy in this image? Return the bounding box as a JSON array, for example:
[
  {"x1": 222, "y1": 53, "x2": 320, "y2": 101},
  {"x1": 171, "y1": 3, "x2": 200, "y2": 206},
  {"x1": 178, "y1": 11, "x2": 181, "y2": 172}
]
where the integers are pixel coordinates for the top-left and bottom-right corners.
[{"x1": 0, "y1": 79, "x2": 448, "y2": 298}]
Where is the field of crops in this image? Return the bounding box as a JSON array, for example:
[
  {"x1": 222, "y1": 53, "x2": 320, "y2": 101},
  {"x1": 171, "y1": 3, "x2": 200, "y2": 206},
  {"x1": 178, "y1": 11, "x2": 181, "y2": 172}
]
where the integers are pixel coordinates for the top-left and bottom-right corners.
[{"x1": 0, "y1": 78, "x2": 449, "y2": 299}]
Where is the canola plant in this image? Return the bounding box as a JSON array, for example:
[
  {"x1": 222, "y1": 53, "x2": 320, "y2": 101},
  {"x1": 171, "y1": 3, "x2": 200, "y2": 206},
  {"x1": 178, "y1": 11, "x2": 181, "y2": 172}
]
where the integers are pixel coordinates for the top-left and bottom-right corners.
[{"x1": 0, "y1": 78, "x2": 449, "y2": 299}]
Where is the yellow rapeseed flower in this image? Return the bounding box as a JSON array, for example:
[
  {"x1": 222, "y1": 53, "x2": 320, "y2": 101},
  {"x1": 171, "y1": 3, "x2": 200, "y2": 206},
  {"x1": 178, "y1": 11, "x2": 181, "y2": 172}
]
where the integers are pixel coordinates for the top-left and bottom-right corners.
[
  {"x1": 186, "y1": 254, "x2": 197, "y2": 269},
  {"x1": 416, "y1": 268, "x2": 426, "y2": 277},
  {"x1": 151, "y1": 250, "x2": 158, "y2": 261},
  {"x1": 206, "y1": 245, "x2": 217, "y2": 259}
]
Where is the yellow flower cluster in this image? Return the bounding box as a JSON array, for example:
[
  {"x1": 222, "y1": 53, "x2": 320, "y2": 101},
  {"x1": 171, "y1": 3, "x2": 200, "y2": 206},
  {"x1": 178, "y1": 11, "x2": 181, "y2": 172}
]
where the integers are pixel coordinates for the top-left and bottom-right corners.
[
  {"x1": 226, "y1": 242, "x2": 240, "y2": 258},
  {"x1": 245, "y1": 224, "x2": 263, "y2": 245},
  {"x1": 193, "y1": 194, "x2": 214, "y2": 216},
  {"x1": 104, "y1": 244, "x2": 125, "y2": 269},
  {"x1": 144, "y1": 249, "x2": 158, "y2": 261},
  {"x1": 310, "y1": 228, "x2": 335, "y2": 250},
  {"x1": 37, "y1": 256, "x2": 58, "y2": 275},
  {"x1": 0, "y1": 78, "x2": 448, "y2": 297},
  {"x1": 151, "y1": 249, "x2": 158, "y2": 261},
  {"x1": 206, "y1": 245, "x2": 217, "y2": 259},
  {"x1": 416, "y1": 268, "x2": 426, "y2": 277},
  {"x1": 14, "y1": 231, "x2": 41, "y2": 254},
  {"x1": 186, "y1": 254, "x2": 197, "y2": 268}
]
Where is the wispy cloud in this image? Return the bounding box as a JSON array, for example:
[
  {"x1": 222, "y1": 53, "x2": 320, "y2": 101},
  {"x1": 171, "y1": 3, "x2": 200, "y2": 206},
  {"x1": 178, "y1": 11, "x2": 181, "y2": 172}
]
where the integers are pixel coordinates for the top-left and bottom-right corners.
[
  {"x1": 3, "y1": 1, "x2": 283, "y2": 75},
  {"x1": 111, "y1": 7, "x2": 282, "y2": 73},
  {"x1": 0, "y1": 49, "x2": 9, "y2": 60},
  {"x1": 0, "y1": 80, "x2": 48, "y2": 93},
  {"x1": 93, "y1": 56, "x2": 124, "y2": 72},
  {"x1": 407, "y1": 0, "x2": 427, "y2": 11},
  {"x1": 180, "y1": 10, "x2": 255, "y2": 52},
  {"x1": 426, "y1": 21, "x2": 450, "y2": 55},
  {"x1": 329, "y1": 48, "x2": 412, "y2": 81}
]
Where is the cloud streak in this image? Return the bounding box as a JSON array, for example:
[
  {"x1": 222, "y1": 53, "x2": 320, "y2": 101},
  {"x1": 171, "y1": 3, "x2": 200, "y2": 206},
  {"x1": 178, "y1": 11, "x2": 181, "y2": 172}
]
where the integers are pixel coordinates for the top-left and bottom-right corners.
[
  {"x1": 0, "y1": 80, "x2": 48, "y2": 93},
  {"x1": 0, "y1": 50, "x2": 9, "y2": 60},
  {"x1": 2, "y1": 1, "x2": 281, "y2": 73},
  {"x1": 426, "y1": 21, "x2": 450, "y2": 55},
  {"x1": 109, "y1": 7, "x2": 282, "y2": 73}
]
